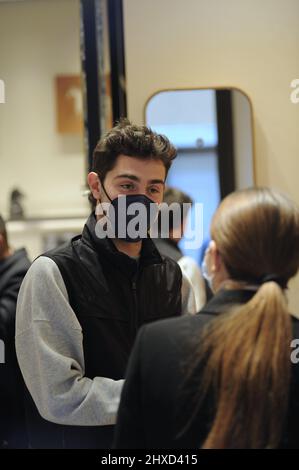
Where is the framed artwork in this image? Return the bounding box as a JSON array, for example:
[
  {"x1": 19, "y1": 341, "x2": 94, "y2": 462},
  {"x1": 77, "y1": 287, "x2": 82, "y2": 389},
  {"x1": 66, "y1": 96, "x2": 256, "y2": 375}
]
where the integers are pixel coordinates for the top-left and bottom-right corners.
[
  {"x1": 55, "y1": 75, "x2": 83, "y2": 134},
  {"x1": 55, "y1": 73, "x2": 112, "y2": 135}
]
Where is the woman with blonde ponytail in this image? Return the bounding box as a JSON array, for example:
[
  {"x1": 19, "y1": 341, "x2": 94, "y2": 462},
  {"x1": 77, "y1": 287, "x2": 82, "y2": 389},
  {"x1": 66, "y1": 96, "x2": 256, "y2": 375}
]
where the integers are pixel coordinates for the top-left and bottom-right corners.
[{"x1": 114, "y1": 188, "x2": 299, "y2": 449}]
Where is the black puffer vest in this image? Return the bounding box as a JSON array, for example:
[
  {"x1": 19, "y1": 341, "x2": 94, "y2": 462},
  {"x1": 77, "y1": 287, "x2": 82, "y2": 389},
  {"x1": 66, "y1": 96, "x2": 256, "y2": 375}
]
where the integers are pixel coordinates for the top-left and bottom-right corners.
[{"x1": 25, "y1": 213, "x2": 182, "y2": 449}]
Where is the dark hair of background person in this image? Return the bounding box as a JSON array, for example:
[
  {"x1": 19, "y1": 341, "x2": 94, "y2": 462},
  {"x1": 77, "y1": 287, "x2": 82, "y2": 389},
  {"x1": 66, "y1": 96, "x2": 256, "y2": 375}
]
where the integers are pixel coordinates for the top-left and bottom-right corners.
[
  {"x1": 182, "y1": 187, "x2": 299, "y2": 449},
  {"x1": 157, "y1": 187, "x2": 193, "y2": 236},
  {"x1": 88, "y1": 118, "x2": 177, "y2": 209}
]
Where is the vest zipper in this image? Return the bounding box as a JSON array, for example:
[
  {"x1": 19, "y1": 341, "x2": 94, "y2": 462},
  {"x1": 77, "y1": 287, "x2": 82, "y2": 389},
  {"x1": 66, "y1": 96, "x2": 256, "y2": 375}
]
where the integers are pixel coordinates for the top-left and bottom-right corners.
[{"x1": 131, "y1": 275, "x2": 139, "y2": 338}]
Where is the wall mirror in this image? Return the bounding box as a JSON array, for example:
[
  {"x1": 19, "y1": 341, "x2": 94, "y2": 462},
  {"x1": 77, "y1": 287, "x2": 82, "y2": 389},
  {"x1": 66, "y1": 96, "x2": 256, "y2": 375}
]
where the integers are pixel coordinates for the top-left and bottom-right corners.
[
  {"x1": 0, "y1": 0, "x2": 122, "y2": 259},
  {"x1": 0, "y1": 0, "x2": 87, "y2": 220},
  {"x1": 145, "y1": 88, "x2": 255, "y2": 262}
]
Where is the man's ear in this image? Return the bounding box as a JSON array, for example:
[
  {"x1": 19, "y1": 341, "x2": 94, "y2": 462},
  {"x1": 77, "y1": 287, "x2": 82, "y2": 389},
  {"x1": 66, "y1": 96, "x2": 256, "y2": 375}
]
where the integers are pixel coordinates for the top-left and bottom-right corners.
[{"x1": 87, "y1": 172, "x2": 101, "y2": 201}]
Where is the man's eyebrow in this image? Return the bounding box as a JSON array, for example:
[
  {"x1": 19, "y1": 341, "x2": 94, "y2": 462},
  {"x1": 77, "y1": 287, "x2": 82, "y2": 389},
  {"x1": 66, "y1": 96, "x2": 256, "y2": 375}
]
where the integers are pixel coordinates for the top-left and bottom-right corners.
[
  {"x1": 148, "y1": 179, "x2": 165, "y2": 186},
  {"x1": 113, "y1": 174, "x2": 140, "y2": 182},
  {"x1": 113, "y1": 175, "x2": 165, "y2": 185}
]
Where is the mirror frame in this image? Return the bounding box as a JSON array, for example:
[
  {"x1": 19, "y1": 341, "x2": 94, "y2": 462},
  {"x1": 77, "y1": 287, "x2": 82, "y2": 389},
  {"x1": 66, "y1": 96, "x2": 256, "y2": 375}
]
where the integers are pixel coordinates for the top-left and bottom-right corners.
[{"x1": 144, "y1": 86, "x2": 256, "y2": 192}]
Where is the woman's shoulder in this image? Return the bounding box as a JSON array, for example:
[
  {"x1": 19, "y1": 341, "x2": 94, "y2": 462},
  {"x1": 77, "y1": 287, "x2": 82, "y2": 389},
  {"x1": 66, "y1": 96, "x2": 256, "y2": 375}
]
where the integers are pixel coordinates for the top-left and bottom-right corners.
[
  {"x1": 139, "y1": 313, "x2": 213, "y2": 367},
  {"x1": 144, "y1": 312, "x2": 210, "y2": 339}
]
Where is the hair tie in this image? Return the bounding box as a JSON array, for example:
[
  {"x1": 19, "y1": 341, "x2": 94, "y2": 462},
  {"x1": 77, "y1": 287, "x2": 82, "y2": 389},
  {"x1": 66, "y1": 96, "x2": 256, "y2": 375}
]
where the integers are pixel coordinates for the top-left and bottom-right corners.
[{"x1": 259, "y1": 274, "x2": 286, "y2": 288}]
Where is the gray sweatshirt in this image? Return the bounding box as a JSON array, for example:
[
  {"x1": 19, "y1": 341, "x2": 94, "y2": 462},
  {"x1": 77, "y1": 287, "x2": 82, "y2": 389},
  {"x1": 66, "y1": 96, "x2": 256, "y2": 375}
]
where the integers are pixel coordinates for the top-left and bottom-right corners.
[{"x1": 15, "y1": 256, "x2": 196, "y2": 427}]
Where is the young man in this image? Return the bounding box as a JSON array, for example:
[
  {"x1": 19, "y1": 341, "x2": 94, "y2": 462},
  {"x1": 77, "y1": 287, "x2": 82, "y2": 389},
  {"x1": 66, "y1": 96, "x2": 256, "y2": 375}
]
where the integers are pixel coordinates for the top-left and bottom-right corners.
[
  {"x1": 16, "y1": 120, "x2": 195, "y2": 449},
  {"x1": 0, "y1": 216, "x2": 30, "y2": 448}
]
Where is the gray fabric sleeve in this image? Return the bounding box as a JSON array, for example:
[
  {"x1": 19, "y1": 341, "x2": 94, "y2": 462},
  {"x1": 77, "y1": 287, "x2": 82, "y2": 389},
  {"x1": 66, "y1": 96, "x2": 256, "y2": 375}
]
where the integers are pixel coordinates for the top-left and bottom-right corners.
[
  {"x1": 181, "y1": 271, "x2": 197, "y2": 315},
  {"x1": 178, "y1": 256, "x2": 207, "y2": 311},
  {"x1": 15, "y1": 256, "x2": 124, "y2": 427}
]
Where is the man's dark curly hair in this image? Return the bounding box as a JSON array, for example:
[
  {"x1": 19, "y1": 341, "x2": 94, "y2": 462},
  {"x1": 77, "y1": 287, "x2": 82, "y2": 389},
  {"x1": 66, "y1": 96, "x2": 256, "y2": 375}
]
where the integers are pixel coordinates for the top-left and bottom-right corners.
[
  {"x1": 93, "y1": 118, "x2": 176, "y2": 180},
  {"x1": 89, "y1": 118, "x2": 177, "y2": 208}
]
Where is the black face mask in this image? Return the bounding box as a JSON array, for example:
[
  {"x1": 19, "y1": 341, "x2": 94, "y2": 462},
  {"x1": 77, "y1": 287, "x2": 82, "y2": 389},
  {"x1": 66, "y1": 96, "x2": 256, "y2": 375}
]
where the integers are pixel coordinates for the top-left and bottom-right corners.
[{"x1": 97, "y1": 181, "x2": 159, "y2": 243}]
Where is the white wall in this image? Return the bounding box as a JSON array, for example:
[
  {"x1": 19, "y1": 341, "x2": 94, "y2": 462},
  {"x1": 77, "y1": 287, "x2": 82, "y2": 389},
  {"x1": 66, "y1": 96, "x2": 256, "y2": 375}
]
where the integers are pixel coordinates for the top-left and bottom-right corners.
[
  {"x1": 232, "y1": 90, "x2": 254, "y2": 189},
  {"x1": 123, "y1": 0, "x2": 299, "y2": 311},
  {"x1": 0, "y1": 0, "x2": 89, "y2": 219}
]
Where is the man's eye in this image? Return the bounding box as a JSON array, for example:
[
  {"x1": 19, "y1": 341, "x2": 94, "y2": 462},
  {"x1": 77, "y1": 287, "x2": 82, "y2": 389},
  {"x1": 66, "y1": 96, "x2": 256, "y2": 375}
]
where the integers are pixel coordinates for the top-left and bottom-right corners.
[
  {"x1": 149, "y1": 187, "x2": 159, "y2": 194},
  {"x1": 121, "y1": 184, "x2": 134, "y2": 190}
]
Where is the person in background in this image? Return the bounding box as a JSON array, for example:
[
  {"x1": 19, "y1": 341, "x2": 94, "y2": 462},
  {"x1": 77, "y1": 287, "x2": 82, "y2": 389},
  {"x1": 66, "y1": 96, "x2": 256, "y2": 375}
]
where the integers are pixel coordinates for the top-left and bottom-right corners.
[
  {"x1": 198, "y1": 237, "x2": 214, "y2": 302},
  {"x1": 114, "y1": 187, "x2": 299, "y2": 449},
  {"x1": 15, "y1": 120, "x2": 196, "y2": 449},
  {"x1": 154, "y1": 187, "x2": 206, "y2": 311},
  {"x1": 0, "y1": 215, "x2": 30, "y2": 448}
]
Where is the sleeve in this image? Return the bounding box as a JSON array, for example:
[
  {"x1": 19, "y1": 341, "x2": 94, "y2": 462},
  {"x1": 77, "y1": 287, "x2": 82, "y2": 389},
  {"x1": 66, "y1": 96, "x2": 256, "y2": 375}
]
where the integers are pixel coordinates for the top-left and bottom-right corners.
[
  {"x1": 178, "y1": 256, "x2": 207, "y2": 311},
  {"x1": 181, "y1": 271, "x2": 197, "y2": 315},
  {"x1": 113, "y1": 326, "x2": 146, "y2": 449},
  {"x1": 15, "y1": 256, "x2": 124, "y2": 427}
]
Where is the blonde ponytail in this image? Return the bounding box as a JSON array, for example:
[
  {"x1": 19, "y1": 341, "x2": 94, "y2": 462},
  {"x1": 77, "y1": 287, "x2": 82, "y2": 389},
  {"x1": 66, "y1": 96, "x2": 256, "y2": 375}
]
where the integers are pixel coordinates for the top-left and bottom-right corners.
[{"x1": 196, "y1": 282, "x2": 292, "y2": 448}]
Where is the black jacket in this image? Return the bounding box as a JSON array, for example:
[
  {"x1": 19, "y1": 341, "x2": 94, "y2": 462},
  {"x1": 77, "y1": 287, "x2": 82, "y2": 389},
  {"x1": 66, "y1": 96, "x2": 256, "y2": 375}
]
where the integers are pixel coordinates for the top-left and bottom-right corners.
[
  {"x1": 113, "y1": 288, "x2": 299, "y2": 449},
  {"x1": 0, "y1": 248, "x2": 30, "y2": 448},
  {"x1": 25, "y1": 213, "x2": 183, "y2": 449}
]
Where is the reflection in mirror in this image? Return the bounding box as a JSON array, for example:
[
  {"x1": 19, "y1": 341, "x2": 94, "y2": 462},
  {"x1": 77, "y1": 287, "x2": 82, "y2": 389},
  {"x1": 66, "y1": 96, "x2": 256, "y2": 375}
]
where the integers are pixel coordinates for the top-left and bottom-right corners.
[
  {"x1": 145, "y1": 88, "x2": 254, "y2": 262},
  {"x1": 0, "y1": 0, "x2": 88, "y2": 220}
]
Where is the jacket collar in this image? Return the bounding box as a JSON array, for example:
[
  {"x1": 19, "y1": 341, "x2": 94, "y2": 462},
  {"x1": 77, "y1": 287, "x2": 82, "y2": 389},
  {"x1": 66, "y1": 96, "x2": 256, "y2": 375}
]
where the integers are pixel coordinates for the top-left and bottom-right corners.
[
  {"x1": 80, "y1": 212, "x2": 163, "y2": 272},
  {"x1": 154, "y1": 237, "x2": 182, "y2": 254},
  {"x1": 199, "y1": 288, "x2": 256, "y2": 316}
]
